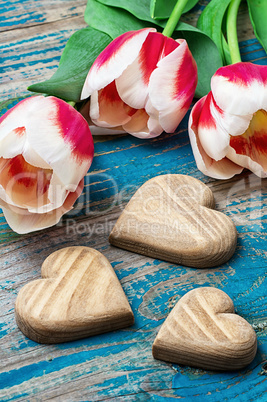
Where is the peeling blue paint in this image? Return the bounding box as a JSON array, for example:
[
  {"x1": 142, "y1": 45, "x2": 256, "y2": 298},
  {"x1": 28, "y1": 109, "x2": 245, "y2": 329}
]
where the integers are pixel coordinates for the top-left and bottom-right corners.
[
  {"x1": 0, "y1": 343, "x2": 133, "y2": 390},
  {"x1": 0, "y1": 323, "x2": 8, "y2": 337}
]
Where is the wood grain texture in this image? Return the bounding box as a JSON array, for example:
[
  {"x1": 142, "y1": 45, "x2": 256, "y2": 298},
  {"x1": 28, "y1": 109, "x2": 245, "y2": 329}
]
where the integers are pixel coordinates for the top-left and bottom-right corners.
[
  {"x1": 0, "y1": 0, "x2": 267, "y2": 401},
  {"x1": 152, "y1": 287, "x2": 257, "y2": 371},
  {"x1": 0, "y1": 5, "x2": 87, "y2": 101},
  {"x1": 15, "y1": 246, "x2": 134, "y2": 343},
  {"x1": 0, "y1": 0, "x2": 86, "y2": 32},
  {"x1": 109, "y1": 174, "x2": 237, "y2": 268}
]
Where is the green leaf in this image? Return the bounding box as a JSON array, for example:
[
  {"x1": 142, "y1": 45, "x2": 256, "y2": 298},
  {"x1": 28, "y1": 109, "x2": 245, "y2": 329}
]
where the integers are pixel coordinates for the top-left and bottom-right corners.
[
  {"x1": 197, "y1": 0, "x2": 232, "y2": 64},
  {"x1": 85, "y1": 0, "x2": 222, "y2": 98},
  {"x1": 85, "y1": 0, "x2": 155, "y2": 37},
  {"x1": 150, "y1": 0, "x2": 199, "y2": 20},
  {"x1": 97, "y1": 0, "x2": 198, "y2": 22},
  {"x1": 247, "y1": 0, "x2": 267, "y2": 54},
  {"x1": 96, "y1": 0, "x2": 156, "y2": 24},
  {"x1": 28, "y1": 27, "x2": 112, "y2": 102}
]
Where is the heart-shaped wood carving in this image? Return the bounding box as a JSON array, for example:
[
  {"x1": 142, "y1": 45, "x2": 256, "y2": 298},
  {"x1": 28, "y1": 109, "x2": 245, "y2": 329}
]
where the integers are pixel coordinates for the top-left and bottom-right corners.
[
  {"x1": 152, "y1": 287, "x2": 257, "y2": 371},
  {"x1": 15, "y1": 246, "x2": 134, "y2": 343},
  {"x1": 109, "y1": 174, "x2": 237, "y2": 268}
]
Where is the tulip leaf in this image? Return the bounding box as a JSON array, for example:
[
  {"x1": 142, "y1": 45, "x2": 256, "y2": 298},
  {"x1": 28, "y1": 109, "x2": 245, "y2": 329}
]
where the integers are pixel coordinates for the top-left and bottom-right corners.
[
  {"x1": 28, "y1": 27, "x2": 112, "y2": 102},
  {"x1": 247, "y1": 0, "x2": 267, "y2": 54},
  {"x1": 96, "y1": 0, "x2": 155, "y2": 24},
  {"x1": 197, "y1": 0, "x2": 232, "y2": 64},
  {"x1": 150, "y1": 0, "x2": 199, "y2": 19},
  {"x1": 97, "y1": 0, "x2": 199, "y2": 22},
  {"x1": 85, "y1": 0, "x2": 155, "y2": 35}
]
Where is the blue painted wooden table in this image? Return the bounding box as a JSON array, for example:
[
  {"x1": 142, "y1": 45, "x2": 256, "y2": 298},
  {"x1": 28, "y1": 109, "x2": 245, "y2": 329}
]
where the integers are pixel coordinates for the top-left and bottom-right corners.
[{"x1": 0, "y1": 1, "x2": 267, "y2": 400}]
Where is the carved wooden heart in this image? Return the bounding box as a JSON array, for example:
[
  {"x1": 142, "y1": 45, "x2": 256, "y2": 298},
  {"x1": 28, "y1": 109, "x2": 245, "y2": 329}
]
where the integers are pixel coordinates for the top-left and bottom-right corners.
[
  {"x1": 109, "y1": 174, "x2": 237, "y2": 268},
  {"x1": 15, "y1": 246, "x2": 134, "y2": 343},
  {"x1": 152, "y1": 287, "x2": 257, "y2": 371}
]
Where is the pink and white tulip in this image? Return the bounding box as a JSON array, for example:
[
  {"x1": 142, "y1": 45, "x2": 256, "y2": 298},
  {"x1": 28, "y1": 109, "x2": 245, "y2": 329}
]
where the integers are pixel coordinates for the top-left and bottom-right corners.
[
  {"x1": 81, "y1": 28, "x2": 197, "y2": 139},
  {"x1": 189, "y1": 62, "x2": 267, "y2": 179},
  {"x1": 0, "y1": 96, "x2": 94, "y2": 234}
]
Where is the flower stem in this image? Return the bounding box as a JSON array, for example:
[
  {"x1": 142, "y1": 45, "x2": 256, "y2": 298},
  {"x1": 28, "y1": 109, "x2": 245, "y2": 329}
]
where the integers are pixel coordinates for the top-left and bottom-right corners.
[
  {"x1": 67, "y1": 101, "x2": 76, "y2": 107},
  {"x1": 226, "y1": 0, "x2": 242, "y2": 64},
  {"x1": 162, "y1": 0, "x2": 189, "y2": 37}
]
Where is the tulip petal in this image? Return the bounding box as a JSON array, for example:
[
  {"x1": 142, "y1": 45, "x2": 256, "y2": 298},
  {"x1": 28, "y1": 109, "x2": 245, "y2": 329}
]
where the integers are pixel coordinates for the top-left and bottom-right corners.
[
  {"x1": 146, "y1": 99, "x2": 164, "y2": 138},
  {"x1": 0, "y1": 99, "x2": 49, "y2": 168},
  {"x1": 197, "y1": 92, "x2": 230, "y2": 161},
  {"x1": 122, "y1": 109, "x2": 150, "y2": 139},
  {"x1": 227, "y1": 147, "x2": 267, "y2": 178},
  {"x1": 211, "y1": 62, "x2": 267, "y2": 116},
  {"x1": 81, "y1": 28, "x2": 155, "y2": 99},
  {"x1": 0, "y1": 126, "x2": 26, "y2": 158},
  {"x1": 0, "y1": 155, "x2": 69, "y2": 214},
  {"x1": 1, "y1": 180, "x2": 84, "y2": 234},
  {"x1": 189, "y1": 97, "x2": 243, "y2": 179},
  {"x1": 0, "y1": 98, "x2": 55, "y2": 172},
  {"x1": 211, "y1": 102, "x2": 252, "y2": 137},
  {"x1": 148, "y1": 39, "x2": 197, "y2": 133},
  {"x1": 35, "y1": 173, "x2": 67, "y2": 213},
  {"x1": 90, "y1": 82, "x2": 136, "y2": 128},
  {"x1": 0, "y1": 183, "x2": 20, "y2": 208},
  {"x1": 227, "y1": 109, "x2": 267, "y2": 177},
  {"x1": 19, "y1": 96, "x2": 93, "y2": 189},
  {"x1": 115, "y1": 32, "x2": 179, "y2": 109},
  {"x1": 0, "y1": 154, "x2": 52, "y2": 210},
  {"x1": 79, "y1": 99, "x2": 125, "y2": 135}
]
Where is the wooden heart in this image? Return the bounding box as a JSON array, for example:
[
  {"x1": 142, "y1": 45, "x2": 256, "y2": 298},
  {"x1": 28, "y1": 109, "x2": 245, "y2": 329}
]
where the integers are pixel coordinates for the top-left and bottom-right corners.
[
  {"x1": 15, "y1": 246, "x2": 134, "y2": 343},
  {"x1": 109, "y1": 174, "x2": 237, "y2": 268},
  {"x1": 152, "y1": 287, "x2": 257, "y2": 371}
]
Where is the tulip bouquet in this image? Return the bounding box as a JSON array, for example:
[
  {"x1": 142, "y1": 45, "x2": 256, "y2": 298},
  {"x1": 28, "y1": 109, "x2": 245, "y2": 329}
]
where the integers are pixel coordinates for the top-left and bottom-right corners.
[
  {"x1": 0, "y1": 0, "x2": 202, "y2": 233},
  {"x1": 1, "y1": 0, "x2": 267, "y2": 234}
]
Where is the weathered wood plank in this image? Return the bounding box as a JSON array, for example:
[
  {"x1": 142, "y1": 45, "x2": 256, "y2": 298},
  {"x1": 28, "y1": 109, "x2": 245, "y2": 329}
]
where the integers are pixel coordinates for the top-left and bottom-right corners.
[
  {"x1": 0, "y1": 0, "x2": 86, "y2": 32},
  {"x1": 0, "y1": 178, "x2": 266, "y2": 400},
  {"x1": 0, "y1": 17, "x2": 86, "y2": 100}
]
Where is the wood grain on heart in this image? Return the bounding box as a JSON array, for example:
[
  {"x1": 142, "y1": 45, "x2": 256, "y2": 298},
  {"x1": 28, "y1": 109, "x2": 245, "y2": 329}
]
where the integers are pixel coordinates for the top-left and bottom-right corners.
[
  {"x1": 152, "y1": 287, "x2": 257, "y2": 371},
  {"x1": 15, "y1": 246, "x2": 134, "y2": 343},
  {"x1": 109, "y1": 174, "x2": 237, "y2": 268}
]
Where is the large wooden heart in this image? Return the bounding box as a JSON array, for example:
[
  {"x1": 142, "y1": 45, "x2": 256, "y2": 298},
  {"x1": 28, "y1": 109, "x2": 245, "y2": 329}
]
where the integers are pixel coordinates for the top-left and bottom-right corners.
[
  {"x1": 15, "y1": 246, "x2": 134, "y2": 343},
  {"x1": 152, "y1": 287, "x2": 257, "y2": 371},
  {"x1": 109, "y1": 174, "x2": 237, "y2": 268}
]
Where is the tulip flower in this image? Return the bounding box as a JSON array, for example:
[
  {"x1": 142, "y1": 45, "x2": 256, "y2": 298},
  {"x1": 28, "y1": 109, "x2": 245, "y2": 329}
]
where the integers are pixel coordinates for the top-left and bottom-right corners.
[
  {"x1": 0, "y1": 95, "x2": 94, "y2": 234},
  {"x1": 189, "y1": 62, "x2": 267, "y2": 179},
  {"x1": 189, "y1": 0, "x2": 267, "y2": 179},
  {"x1": 81, "y1": 28, "x2": 197, "y2": 139}
]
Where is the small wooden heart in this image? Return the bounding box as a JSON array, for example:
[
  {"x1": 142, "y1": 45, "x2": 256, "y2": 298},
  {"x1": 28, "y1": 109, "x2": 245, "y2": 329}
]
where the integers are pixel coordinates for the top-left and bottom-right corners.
[
  {"x1": 109, "y1": 174, "x2": 237, "y2": 268},
  {"x1": 152, "y1": 287, "x2": 257, "y2": 371},
  {"x1": 15, "y1": 246, "x2": 134, "y2": 343}
]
